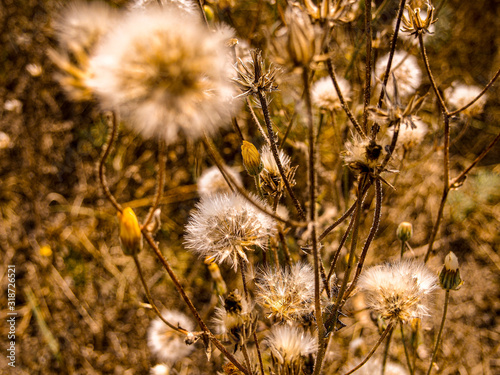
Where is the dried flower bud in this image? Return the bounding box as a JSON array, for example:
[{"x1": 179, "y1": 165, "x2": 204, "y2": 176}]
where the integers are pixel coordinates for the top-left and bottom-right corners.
[
  {"x1": 205, "y1": 257, "x2": 227, "y2": 295},
  {"x1": 117, "y1": 207, "x2": 143, "y2": 256},
  {"x1": 241, "y1": 141, "x2": 263, "y2": 176},
  {"x1": 439, "y1": 252, "x2": 463, "y2": 290},
  {"x1": 397, "y1": 222, "x2": 413, "y2": 242},
  {"x1": 285, "y1": 6, "x2": 316, "y2": 67}
]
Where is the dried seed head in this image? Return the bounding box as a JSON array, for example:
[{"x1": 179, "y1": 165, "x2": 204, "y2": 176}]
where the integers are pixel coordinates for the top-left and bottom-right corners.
[
  {"x1": 265, "y1": 325, "x2": 318, "y2": 365},
  {"x1": 117, "y1": 207, "x2": 143, "y2": 256},
  {"x1": 147, "y1": 310, "x2": 195, "y2": 363},
  {"x1": 342, "y1": 135, "x2": 385, "y2": 173},
  {"x1": 255, "y1": 263, "x2": 315, "y2": 321},
  {"x1": 260, "y1": 145, "x2": 297, "y2": 198},
  {"x1": 401, "y1": 1, "x2": 438, "y2": 37},
  {"x1": 439, "y1": 252, "x2": 463, "y2": 291},
  {"x1": 311, "y1": 76, "x2": 351, "y2": 111},
  {"x1": 197, "y1": 166, "x2": 242, "y2": 198},
  {"x1": 233, "y1": 49, "x2": 280, "y2": 96},
  {"x1": 359, "y1": 260, "x2": 438, "y2": 323},
  {"x1": 184, "y1": 193, "x2": 276, "y2": 270},
  {"x1": 87, "y1": 8, "x2": 238, "y2": 143}
]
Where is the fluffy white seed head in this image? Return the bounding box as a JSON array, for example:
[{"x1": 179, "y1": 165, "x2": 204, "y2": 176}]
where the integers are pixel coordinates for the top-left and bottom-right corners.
[
  {"x1": 150, "y1": 364, "x2": 170, "y2": 375},
  {"x1": 87, "y1": 9, "x2": 238, "y2": 143},
  {"x1": 358, "y1": 260, "x2": 438, "y2": 323},
  {"x1": 445, "y1": 83, "x2": 487, "y2": 117},
  {"x1": 197, "y1": 166, "x2": 242, "y2": 198},
  {"x1": 346, "y1": 358, "x2": 408, "y2": 375},
  {"x1": 391, "y1": 118, "x2": 428, "y2": 146},
  {"x1": 312, "y1": 76, "x2": 351, "y2": 111},
  {"x1": 255, "y1": 263, "x2": 315, "y2": 321},
  {"x1": 343, "y1": 134, "x2": 385, "y2": 171},
  {"x1": 184, "y1": 193, "x2": 276, "y2": 269},
  {"x1": 260, "y1": 145, "x2": 292, "y2": 176},
  {"x1": 265, "y1": 325, "x2": 317, "y2": 365},
  {"x1": 375, "y1": 51, "x2": 421, "y2": 99},
  {"x1": 129, "y1": 0, "x2": 198, "y2": 15},
  {"x1": 147, "y1": 310, "x2": 194, "y2": 363}
]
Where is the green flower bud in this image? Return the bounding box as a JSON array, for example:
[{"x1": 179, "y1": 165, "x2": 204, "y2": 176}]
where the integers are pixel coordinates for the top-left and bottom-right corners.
[
  {"x1": 397, "y1": 222, "x2": 413, "y2": 242},
  {"x1": 241, "y1": 141, "x2": 263, "y2": 176},
  {"x1": 439, "y1": 252, "x2": 463, "y2": 291}
]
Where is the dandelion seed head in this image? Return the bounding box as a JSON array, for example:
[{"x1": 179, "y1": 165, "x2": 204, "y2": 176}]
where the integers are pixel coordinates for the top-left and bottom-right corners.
[
  {"x1": 343, "y1": 134, "x2": 385, "y2": 172},
  {"x1": 256, "y1": 263, "x2": 315, "y2": 321},
  {"x1": 265, "y1": 325, "x2": 317, "y2": 365},
  {"x1": 311, "y1": 76, "x2": 351, "y2": 111},
  {"x1": 147, "y1": 310, "x2": 194, "y2": 363},
  {"x1": 358, "y1": 260, "x2": 438, "y2": 323},
  {"x1": 445, "y1": 83, "x2": 487, "y2": 117},
  {"x1": 184, "y1": 193, "x2": 276, "y2": 270},
  {"x1": 150, "y1": 364, "x2": 170, "y2": 375},
  {"x1": 391, "y1": 118, "x2": 428, "y2": 146},
  {"x1": 129, "y1": 0, "x2": 198, "y2": 15},
  {"x1": 260, "y1": 145, "x2": 291, "y2": 176},
  {"x1": 197, "y1": 166, "x2": 242, "y2": 198},
  {"x1": 376, "y1": 51, "x2": 421, "y2": 99},
  {"x1": 88, "y1": 9, "x2": 238, "y2": 143}
]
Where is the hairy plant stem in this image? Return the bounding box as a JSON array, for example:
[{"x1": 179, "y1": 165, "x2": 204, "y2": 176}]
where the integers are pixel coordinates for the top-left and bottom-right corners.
[
  {"x1": 326, "y1": 58, "x2": 366, "y2": 139},
  {"x1": 304, "y1": 68, "x2": 326, "y2": 375},
  {"x1": 238, "y1": 254, "x2": 250, "y2": 303},
  {"x1": 98, "y1": 112, "x2": 122, "y2": 213},
  {"x1": 343, "y1": 321, "x2": 395, "y2": 375},
  {"x1": 247, "y1": 97, "x2": 270, "y2": 144},
  {"x1": 142, "y1": 141, "x2": 165, "y2": 230},
  {"x1": 400, "y1": 322, "x2": 414, "y2": 375},
  {"x1": 257, "y1": 90, "x2": 307, "y2": 221},
  {"x1": 376, "y1": 0, "x2": 407, "y2": 110},
  {"x1": 381, "y1": 326, "x2": 394, "y2": 375},
  {"x1": 203, "y1": 136, "x2": 305, "y2": 228},
  {"x1": 241, "y1": 343, "x2": 253, "y2": 374},
  {"x1": 362, "y1": 0, "x2": 373, "y2": 132},
  {"x1": 142, "y1": 231, "x2": 250, "y2": 375},
  {"x1": 426, "y1": 290, "x2": 450, "y2": 375},
  {"x1": 319, "y1": 199, "x2": 357, "y2": 241},
  {"x1": 254, "y1": 331, "x2": 265, "y2": 375},
  {"x1": 132, "y1": 254, "x2": 187, "y2": 333}
]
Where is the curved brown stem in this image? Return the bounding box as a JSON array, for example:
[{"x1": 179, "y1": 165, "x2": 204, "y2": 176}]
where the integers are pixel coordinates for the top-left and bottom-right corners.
[
  {"x1": 98, "y1": 112, "x2": 123, "y2": 213},
  {"x1": 142, "y1": 231, "x2": 250, "y2": 375}
]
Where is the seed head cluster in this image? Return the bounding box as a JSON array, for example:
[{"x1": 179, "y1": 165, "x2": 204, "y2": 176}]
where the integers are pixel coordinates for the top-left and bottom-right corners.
[
  {"x1": 265, "y1": 325, "x2": 317, "y2": 365},
  {"x1": 358, "y1": 260, "x2": 438, "y2": 323},
  {"x1": 184, "y1": 193, "x2": 276, "y2": 269}
]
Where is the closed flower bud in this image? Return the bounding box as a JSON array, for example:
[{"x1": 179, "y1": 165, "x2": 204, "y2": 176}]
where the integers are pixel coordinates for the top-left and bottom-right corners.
[
  {"x1": 117, "y1": 207, "x2": 143, "y2": 256},
  {"x1": 439, "y1": 252, "x2": 463, "y2": 291},
  {"x1": 285, "y1": 6, "x2": 316, "y2": 67},
  {"x1": 397, "y1": 222, "x2": 413, "y2": 242},
  {"x1": 241, "y1": 141, "x2": 263, "y2": 176}
]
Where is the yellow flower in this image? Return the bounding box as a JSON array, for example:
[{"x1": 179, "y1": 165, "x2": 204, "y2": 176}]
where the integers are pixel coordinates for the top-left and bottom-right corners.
[
  {"x1": 117, "y1": 207, "x2": 142, "y2": 256},
  {"x1": 241, "y1": 141, "x2": 262, "y2": 176}
]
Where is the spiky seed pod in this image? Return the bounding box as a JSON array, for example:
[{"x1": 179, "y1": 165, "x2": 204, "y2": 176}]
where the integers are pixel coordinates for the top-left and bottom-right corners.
[
  {"x1": 87, "y1": 8, "x2": 238, "y2": 143},
  {"x1": 358, "y1": 260, "x2": 438, "y2": 323},
  {"x1": 184, "y1": 193, "x2": 276, "y2": 270},
  {"x1": 401, "y1": 1, "x2": 438, "y2": 37},
  {"x1": 117, "y1": 207, "x2": 142, "y2": 256},
  {"x1": 439, "y1": 252, "x2": 463, "y2": 291}
]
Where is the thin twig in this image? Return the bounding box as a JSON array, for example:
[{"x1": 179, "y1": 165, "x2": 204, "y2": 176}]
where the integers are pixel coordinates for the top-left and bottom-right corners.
[
  {"x1": 362, "y1": 0, "x2": 373, "y2": 132},
  {"x1": 400, "y1": 321, "x2": 415, "y2": 375},
  {"x1": 142, "y1": 141, "x2": 166, "y2": 230},
  {"x1": 98, "y1": 112, "x2": 122, "y2": 213},
  {"x1": 342, "y1": 321, "x2": 395, "y2": 375},
  {"x1": 381, "y1": 326, "x2": 394, "y2": 375},
  {"x1": 447, "y1": 67, "x2": 500, "y2": 117}
]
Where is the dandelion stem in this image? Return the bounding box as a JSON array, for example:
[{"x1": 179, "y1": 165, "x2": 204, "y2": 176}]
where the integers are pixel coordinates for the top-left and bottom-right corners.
[
  {"x1": 426, "y1": 290, "x2": 450, "y2": 375},
  {"x1": 381, "y1": 325, "x2": 394, "y2": 375},
  {"x1": 238, "y1": 255, "x2": 250, "y2": 303},
  {"x1": 326, "y1": 58, "x2": 366, "y2": 139},
  {"x1": 377, "y1": 0, "x2": 407, "y2": 110},
  {"x1": 343, "y1": 321, "x2": 395, "y2": 375},
  {"x1": 247, "y1": 97, "x2": 270, "y2": 144},
  {"x1": 132, "y1": 254, "x2": 187, "y2": 334},
  {"x1": 241, "y1": 343, "x2": 253, "y2": 374},
  {"x1": 363, "y1": 0, "x2": 374, "y2": 132},
  {"x1": 253, "y1": 331, "x2": 265, "y2": 375},
  {"x1": 98, "y1": 111, "x2": 122, "y2": 213},
  {"x1": 142, "y1": 231, "x2": 250, "y2": 375},
  {"x1": 400, "y1": 321, "x2": 414, "y2": 375},
  {"x1": 418, "y1": 33, "x2": 448, "y2": 114},
  {"x1": 142, "y1": 140, "x2": 165, "y2": 230},
  {"x1": 257, "y1": 90, "x2": 307, "y2": 221}
]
